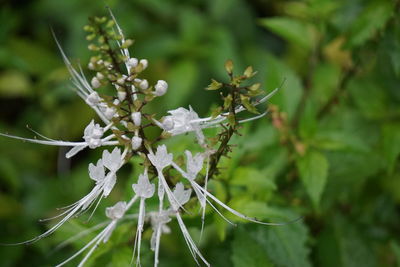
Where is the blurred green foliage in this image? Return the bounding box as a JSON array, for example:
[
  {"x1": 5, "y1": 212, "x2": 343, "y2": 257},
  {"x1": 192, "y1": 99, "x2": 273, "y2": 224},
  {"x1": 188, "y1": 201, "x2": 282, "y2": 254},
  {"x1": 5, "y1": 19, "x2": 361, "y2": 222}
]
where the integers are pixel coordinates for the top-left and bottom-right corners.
[{"x1": 0, "y1": 0, "x2": 399, "y2": 266}]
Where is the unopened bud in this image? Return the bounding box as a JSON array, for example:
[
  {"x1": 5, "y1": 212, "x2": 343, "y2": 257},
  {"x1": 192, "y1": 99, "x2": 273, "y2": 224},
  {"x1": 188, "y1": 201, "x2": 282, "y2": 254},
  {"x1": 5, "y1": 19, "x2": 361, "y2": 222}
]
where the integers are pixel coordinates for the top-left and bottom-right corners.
[
  {"x1": 162, "y1": 116, "x2": 174, "y2": 131},
  {"x1": 154, "y1": 80, "x2": 168, "y2": 96},
  {"x1": 131, "y1": 112, "x2": 141, "y2": 126},
  {"x1": 91, "y1": 77, "x2": 101, "y2": 89},
  {"x1": 96, "y1": 72, "x2": 104, "y2": 80},
  {"x1": 86, "y1": 92, "x2": 100, "y2": 106},
  {"x1": 104, "y1": 107, "x2": 116, "y2": 120},
  {"x1": 139, "y1": 79, "x2": 149, "y2": 90},
  {"x1": 127, "y1": 58, "x2": 138, "y2": 68},
  {"x1": 118, "y1": 91, "x2": 127, "y2": 102},
  {"x1": 139, "y1": 59, "x2": 148, "y2": 70},
  {"x1": 131, "y1": 136, "x2": 142, "y2": 150}
]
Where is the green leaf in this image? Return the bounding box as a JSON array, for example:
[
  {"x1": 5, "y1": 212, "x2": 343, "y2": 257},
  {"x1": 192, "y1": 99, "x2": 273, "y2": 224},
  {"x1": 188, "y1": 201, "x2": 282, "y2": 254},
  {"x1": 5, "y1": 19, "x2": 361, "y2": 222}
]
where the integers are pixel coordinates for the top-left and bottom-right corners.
[
  {"x1": 265, "y1": 53, "x2": 303, "y2": 119},
  {"x1": 296, "y1": 150, "x2": 329, "y2": 208},
  {"x1": 251, "y1": 209, "x2": 311, "y2": 267},
  {"x1": 206, "y1": 79, "x2": 223, "y2": 90},
  {"x1": 232, "y1": 167, "x2": 276, "y2": 200},
  {"x1": 382, "y1": 123, "x2": 400, "y2": 173},
  {"x1": 223, "y1": 94, "x2": 233, "y2": 109},
  {"x1": 346, "y1": 0, "x2": 393, "y2": 48},
  {"x1": 390, "y1": 240, "x2": 400, "y2": 266},
  {"x1": 225, "y1": 59, "x2": 234, "y2": 74},
  {"x1": 243, "y1": 66, "x2": 257, "y2": 78},
  {"x1": 348, "y1": 78, "x2": 388, "y2": 119},
  {"x1": 231, "y1": 228, "x2": 274, "y2": 267},
  {"x1": 317, "y1": 216, "x2": 377, "y2": 267},
  {"x1": 240, "y1": 94, "x2": 259, "y2": 114},
  {"x1": 259, "y1": 17, "x2": 314, "y2": 50},
  {"x1": 0, "y1": 70, "x2": 31, "y2": 97}
]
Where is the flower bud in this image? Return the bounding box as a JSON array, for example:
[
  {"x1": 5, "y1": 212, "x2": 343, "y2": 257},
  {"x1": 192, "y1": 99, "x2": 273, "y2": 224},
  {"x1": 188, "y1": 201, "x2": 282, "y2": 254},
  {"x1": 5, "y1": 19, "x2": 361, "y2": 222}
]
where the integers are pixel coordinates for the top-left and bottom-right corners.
[
  {"x1": 154, "y1": 80, "x2": 168, "y2": 96},
  {"x1": 96, "y1": 72, "x2": 104, "y2": 80},
  {"x1": 86, "y1": 91, "x2": 101, "y2": 106},
  {"x1": 88, "y1": 62, "x2": 95, "y2": 70},
  {"x1": 117, "y1": 76, "x2": 126, "y2": 85},
  {"x1": 118, "y1": 91, "x2": 127, "y2": 102},
  {"x1": 91, "y1": 77, "x2": 101, "y2": 89},
  {"x1": 131, "y1": 112, "x2": 141, "y2": 126},
  {"x1": 131, "y1": 136, "x2": 142, "y2": 150},
  {"x1": 139, "y1": 59, "x2": 148, "y2": 70},
  {"x1": 104, "y1": 107, "x2": 116, "y2": 120},
  {"x1": 162, "y1": 116, "x2": 174, "y2": 131},
  {"x1": 127, "y1": 58, "x2": 138, "y2": 68},
  {"x1": 139, "y1": 79, "x2": 149, "y2": 90}
]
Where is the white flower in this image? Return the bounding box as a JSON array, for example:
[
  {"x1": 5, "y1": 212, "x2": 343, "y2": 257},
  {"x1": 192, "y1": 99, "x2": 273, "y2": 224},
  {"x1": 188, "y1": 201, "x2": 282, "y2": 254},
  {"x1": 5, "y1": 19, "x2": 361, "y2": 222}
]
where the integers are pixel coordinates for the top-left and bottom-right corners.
[
  {"x1": 86, "y1": 91, "x2": 101, "y2": 106},
  {"x1": 154, "y1": 80, "x2": 168, "y2": 96},
  {"x1": 131, "y1": 112, "x2": 141, "y2": 126},
  {"x1": 103, "y1": 173, "x2": 117, "y2": 197},
  {"x1": 172, "y1": 183, "x2": 192, "y2": 207},
  {"x1": 139, "y1": 59, "x2": 148, "y2": 69},
  {"x1": 185, "y1": 150, "x2": 204, "y2": 179},
  {"x1": 88, "y1": 159, "x2": 105, "y2": 182},
  {"x1": 132, "y1": 171, "x2": 155, "y2": 199},
  {"x1": 150, "y1": 210, "x2": 172, "y2": 249},
  {"x1": 91, "y1": 77, "x2": 101, "y2": 89},
  {"x1": 105, "y1": 201, "x2": 127, "y2": 220},
  {"x1": 127, "y1": 57, "x2": 138, "y2": 68},
  {"x1": 131, "y1": 136, "x2": 142, "y2": 150},
  {"x1": 102, "y1": 147, "x2": 122, "y2": 172},
  {"x1": 163, "y1": 107, "x2": 200, "y2": 135},
  {"x1": 148, "y1": 145, "x2": 173, "y2": 170},
  {"x1": 117, "y1": 91, "x2": 127, "y2": 101},
  {"x1": 139, "y1": 79, "x2": 148, "y2": 90},
  {"x1": 83, "y1": 120, "x2": 104, "y2": 149}
]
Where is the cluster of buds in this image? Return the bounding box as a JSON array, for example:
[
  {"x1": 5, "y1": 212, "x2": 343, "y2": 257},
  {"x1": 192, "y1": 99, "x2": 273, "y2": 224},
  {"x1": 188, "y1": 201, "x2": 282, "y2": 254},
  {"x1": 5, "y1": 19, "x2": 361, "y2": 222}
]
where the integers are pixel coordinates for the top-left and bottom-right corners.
[{"x1": 0, "y1": 11, "x2": 293, "y2": 267}]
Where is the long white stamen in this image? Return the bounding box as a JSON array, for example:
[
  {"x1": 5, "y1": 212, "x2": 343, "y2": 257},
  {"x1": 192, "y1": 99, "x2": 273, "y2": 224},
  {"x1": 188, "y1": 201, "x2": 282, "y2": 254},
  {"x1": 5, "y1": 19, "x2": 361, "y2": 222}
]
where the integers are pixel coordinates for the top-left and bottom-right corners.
[{"x1": 176, "y1": 213, "x2": 210, "y2": 267}]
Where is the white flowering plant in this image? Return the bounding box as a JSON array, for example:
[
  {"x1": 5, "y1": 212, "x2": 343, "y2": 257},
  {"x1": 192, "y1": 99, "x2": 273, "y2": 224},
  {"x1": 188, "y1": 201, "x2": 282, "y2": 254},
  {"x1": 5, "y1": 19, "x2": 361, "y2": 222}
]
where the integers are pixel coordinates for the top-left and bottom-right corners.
[{"x1": 0, "y1": 12, "x2": 296, "y2": 266}]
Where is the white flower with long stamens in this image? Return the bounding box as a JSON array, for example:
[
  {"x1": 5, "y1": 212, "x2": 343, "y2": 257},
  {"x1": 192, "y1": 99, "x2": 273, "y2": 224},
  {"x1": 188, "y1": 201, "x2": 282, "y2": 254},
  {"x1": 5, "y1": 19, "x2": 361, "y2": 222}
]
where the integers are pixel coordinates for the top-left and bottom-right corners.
[
  {"x1": 185, "y1": 150, "x2": 204, "y2": 180},
  {"x1": 102, "y1": 147, "x2": 123, "y2": 173},
  {"x1": 88, "y1": 159, "x2": 105, "y2": 183},
  {"x1": 171, "y1": 183, "x2": 210, "y2": 267},
  {"x1": 83, "y1": 120, "x2": 104, "y2": 149},
  {"x1": 105, "y1": 201, "x2": 127, "y2": 220},
  {"x1": 150, "y1": 209, "x2": 172, "y2": 267},
  {"x1": 132, "y1": 171, "x2": 155, "y2": 265},
  {"x1": 86, "y1": 91, "x2": 101, "y2": 106},
  {"x1": 161, "y1": 107, "x2": 201, "y2": 136},
  {"x1": 148, "y1": 145, "x2": 173, "y2": 171},
  {"x1": 56, "y1": 198, "x2": 136, "y2": 267},
  {"x1": 0, "y1": 9, "x2": 289, "y2": 267}
]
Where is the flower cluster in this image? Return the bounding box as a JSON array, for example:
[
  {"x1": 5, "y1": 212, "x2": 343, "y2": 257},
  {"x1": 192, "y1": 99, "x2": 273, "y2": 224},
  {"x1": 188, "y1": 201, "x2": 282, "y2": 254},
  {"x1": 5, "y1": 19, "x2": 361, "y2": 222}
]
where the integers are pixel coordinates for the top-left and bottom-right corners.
[{"x1": 0, "y1": 11, "x2": 290, "y2": 267}]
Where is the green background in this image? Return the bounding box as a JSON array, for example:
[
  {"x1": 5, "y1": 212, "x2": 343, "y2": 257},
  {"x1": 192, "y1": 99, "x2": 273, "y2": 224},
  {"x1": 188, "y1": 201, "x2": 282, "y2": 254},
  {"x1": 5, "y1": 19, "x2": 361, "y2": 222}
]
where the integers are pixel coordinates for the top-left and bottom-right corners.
[{"x1": 0, "y1": 0, "x2": 399, "y2": 266}]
